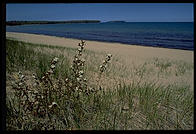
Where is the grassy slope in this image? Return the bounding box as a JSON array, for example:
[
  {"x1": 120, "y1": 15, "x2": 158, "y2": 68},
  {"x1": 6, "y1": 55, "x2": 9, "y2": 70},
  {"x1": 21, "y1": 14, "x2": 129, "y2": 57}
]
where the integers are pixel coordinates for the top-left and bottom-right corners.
[{"x1": 6, "y1": 39, "x2": 193, "y2": 130}]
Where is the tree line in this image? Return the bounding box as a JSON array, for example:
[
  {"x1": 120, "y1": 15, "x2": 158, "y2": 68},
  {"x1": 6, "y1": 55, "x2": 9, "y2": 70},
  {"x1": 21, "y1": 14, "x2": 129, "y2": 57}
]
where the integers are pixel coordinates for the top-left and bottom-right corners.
[{"x1": 6, "y1": 20, "x2": 101, "y2": 26}]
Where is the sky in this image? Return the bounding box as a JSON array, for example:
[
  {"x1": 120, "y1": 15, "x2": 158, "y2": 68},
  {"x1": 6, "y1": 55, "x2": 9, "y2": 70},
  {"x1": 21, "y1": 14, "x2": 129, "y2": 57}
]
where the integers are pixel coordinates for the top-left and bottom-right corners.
[{"x1": 6, "y1": 3, "x2": 194, "y2": 22}]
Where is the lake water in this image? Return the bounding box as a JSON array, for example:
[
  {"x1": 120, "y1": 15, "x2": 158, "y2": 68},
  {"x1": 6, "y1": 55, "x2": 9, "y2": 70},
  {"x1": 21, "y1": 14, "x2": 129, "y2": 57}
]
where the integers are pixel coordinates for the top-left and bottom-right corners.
[{"x1": 6, "y1": 22, "x2": 194, "y2": 50}]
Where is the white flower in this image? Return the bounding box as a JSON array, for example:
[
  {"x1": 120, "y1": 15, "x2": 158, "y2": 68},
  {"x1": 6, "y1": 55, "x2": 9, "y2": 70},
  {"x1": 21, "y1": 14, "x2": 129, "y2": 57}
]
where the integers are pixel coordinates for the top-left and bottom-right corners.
[
  {"x1": 51, "y1": 64, "x2": 55, "y2": 69},
  {"x1": 75, "y1": 58, "x2": 78, "y2": 61},
  {"x1": 78, "y1": 48, "x2": 82, "y2": 52},
  {"x1": 49, "y1": 102, "x2": 58, "y2": 108},
  {"x1": 33, "y1": 83, "x2": 37, "y2": 86},
  {"x1": 52, "y1": 102, "x2": 57, "y2": 105},
  {"x1": 33, "y1": 90, "x2": 38, "y2": 94},
  {"x1": 53, "y1": 57, "x2": 59, "y2": 62},
  {"x1": 122, "y1": 106, "x2": 129, "y2": 111},
  {"x1": 79, "y1": 70, "x2": 84, "y2": 75},
  {"x1": 34, "y1": 101, "x2": 39, "y2": 105},
  {"x1": 107, "y1": 54, "x2": 112, "y2": 57},
  {"x1": 65, "y1": 78, "x2": 69, "y2": 82},
  {"x1": 18, "y1": 82, "x2": 23, "y2": 86},
  {"x1": 48, "y1": 70, "x2": 53, "y2": 74},
  {"x1": 77, "y1": 78, "x2": 81, "y2": 82},
  {"x1": 18, "y1": 71, "x2": 22, "y2": 75},
  {"x1": 32, "y1": 74, "x2": 36, "y2": 79},
  {"x1": 21, "y1": 75, "x2": 25, "y2": 79},
  {"x1": 78, "y1": 52, "x2": 82, "y2": 56},
  {"x1": 81, "y1": 58, "x2": 85, "y2": 63}
]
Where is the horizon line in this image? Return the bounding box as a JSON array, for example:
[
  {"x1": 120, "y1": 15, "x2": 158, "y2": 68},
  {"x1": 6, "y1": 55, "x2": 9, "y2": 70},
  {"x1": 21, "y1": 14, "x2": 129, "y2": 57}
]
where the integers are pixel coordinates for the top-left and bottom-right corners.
[{"x1": 6, "y1": 20, "x2": 194, "y2": 23}]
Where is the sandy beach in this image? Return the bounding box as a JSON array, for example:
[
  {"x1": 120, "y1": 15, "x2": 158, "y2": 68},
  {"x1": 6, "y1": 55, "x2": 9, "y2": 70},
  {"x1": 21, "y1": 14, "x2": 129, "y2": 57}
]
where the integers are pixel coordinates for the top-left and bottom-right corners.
[
  {"x1": 6, "y1": 32, "x2": 194, "y2": 90},
  {"x1": 6, "y1": 32, "x2": 193, "y2": 63}
]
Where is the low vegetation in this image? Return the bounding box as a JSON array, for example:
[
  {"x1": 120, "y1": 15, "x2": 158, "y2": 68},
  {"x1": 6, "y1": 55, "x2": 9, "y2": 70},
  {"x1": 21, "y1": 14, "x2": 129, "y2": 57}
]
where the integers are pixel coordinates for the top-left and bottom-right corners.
[{"x1": 6, "y1": 39, "x2": 193, "y2": 130}]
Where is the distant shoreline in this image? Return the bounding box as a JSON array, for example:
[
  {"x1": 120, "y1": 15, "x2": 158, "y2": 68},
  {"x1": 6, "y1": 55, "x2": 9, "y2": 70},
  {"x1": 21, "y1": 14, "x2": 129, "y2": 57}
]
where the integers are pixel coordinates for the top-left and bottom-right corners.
[
  {"x1": 7, "y1": 21, "x2": 193, "y2": 26},
  {"x1": 6, "y1": 20, "x2": 101, "y2": 26}
]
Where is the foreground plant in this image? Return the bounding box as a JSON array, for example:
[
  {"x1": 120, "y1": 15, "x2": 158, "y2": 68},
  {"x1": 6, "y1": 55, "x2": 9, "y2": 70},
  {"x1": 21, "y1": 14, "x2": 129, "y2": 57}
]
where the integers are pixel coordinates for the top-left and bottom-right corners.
[
  {"x1": 97, "y1": 53, "x2": 112, "y2": 89},
  {"x1": 8, "y1": 40, "x2": 113, "y2": 130}
]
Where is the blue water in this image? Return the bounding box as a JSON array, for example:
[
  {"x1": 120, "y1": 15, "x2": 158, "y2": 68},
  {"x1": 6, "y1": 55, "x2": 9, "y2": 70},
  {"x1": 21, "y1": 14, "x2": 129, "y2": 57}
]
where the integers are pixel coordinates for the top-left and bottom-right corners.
[{"x1": 6, "y1": 22, "x2": 194, "y2": 50}]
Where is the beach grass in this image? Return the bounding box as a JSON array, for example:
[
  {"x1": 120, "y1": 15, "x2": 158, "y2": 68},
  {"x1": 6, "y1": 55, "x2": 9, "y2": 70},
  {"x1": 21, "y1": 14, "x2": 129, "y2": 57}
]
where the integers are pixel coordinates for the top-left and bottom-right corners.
[{"x1": 6, "y1": 39, "x2": 193, "y2": 130}]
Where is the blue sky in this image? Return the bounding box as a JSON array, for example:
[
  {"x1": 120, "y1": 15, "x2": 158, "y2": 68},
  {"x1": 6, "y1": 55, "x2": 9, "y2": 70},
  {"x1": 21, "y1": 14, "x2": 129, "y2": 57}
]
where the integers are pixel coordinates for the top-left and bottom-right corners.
[{"x1": 6, "y1": 3, "x2": 194, "y2": 22}]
